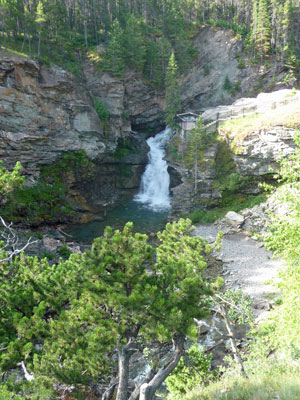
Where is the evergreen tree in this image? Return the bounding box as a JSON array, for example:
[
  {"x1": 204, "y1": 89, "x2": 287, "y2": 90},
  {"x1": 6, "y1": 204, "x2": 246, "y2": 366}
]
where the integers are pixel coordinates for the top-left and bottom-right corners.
[
  {"x1": 255, "y1": 0, "x2": 272, "y2": 56},
  {"x1": 157, "y1": 36, "x2": 172, "y2": 80},
  {"x1": 144, "y1": 38, "x2": 161, "y2": 83},
  {"x1": 0, "y1": 219, "x2": 222, "y2": 399},
  {"x1": 185, "y1": 117, "x2": 210, "y2": 194},
  {"x1": 35, "y1": 1, "x2": 46, "y2": 59},
  {"x1": 173, "y1": 30, "x2": 196, "y2": 74},
  {"x1": 165, "y1": 52, "x2": 181, "y2": 129},
  {"x1": 103, "y1": 19, "x2": 126, "y2": 77},
  {"x1": 123, "y1": 14, "x2": 146, "y2": 71},
  {"x1": 0, "y1": 161, "x2": 24, "y2": 205}
]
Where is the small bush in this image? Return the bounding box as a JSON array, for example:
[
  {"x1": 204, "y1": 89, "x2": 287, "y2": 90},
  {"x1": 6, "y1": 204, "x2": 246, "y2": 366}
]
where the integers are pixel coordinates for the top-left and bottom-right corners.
[
  {"x1": 204, "y1": 65, "x2": 211, "y2": 76},
  {"x1": 166, "y1": 345, "x2": 214, "y2": 399},
  {"x1": 58, "y1": 246, "x2": 72, "y2": 258},
  {"x1": 94, "y1": 98, "x2": 109, "y2": 123},
  {"x1": 223, "y1": 76, "x2": 232, "y2": 92}
]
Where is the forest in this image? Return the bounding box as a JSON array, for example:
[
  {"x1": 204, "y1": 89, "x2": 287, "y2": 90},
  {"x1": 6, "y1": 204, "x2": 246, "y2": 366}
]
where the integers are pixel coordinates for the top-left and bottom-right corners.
[{"x1": 1, "y1": 0, "x2": 300, "y2": 85}]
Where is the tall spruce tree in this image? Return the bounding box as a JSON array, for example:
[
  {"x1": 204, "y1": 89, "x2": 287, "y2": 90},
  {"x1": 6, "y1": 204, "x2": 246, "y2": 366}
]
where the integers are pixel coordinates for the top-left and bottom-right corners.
[
  {"x1": 255, "y1": 0, "x2": 272, "y2": 56},
  {"x1": 164, "y1": 52, "x2": 181, "y2": 129},
  {"x1": 123, "y1": 14, "x2": 146, "y2": 72},
  {"x1": 186, "y1": 117, "x2": 208, "y2": 194},
  {"x1": 103, "y1": 19, "x2": 125, "y2": 77}
]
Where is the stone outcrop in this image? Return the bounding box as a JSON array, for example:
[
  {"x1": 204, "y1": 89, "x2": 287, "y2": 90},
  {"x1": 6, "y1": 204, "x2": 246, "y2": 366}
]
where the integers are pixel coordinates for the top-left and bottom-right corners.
[
  {"x1": 83, "y1": 66, "x2": 165, "y2": 135},
  {"x1": 224, "y1": 126, "x2": 296, "y2": 176},
  {"x1": 180, "y1": 27, "x2": 289, "y2": 112},
  {"x1": 0, "y1": 56, "x2": 106, "y2": 175},
  {"x1": 0, "y1": 54, "x2": 157, "y2": 221},
  {"x1": 205, "y1": 89, "x2": 300, "y2": 176},
  {"x1": 0, "y1": 27, "x2": 298, "y2": 221},
  {"x1": 167, "y1": 140, "x2": 221, "y2": 214},
  {"x1": 169, "y1": 89, "x2": 299, "y2": 214}
]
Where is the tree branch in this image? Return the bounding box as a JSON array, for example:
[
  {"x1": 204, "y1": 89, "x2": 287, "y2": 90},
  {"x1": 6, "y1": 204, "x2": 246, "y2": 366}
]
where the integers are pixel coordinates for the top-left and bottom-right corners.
[{"x1": 0, "y1": 216, "x2": 37, "y2": 263}]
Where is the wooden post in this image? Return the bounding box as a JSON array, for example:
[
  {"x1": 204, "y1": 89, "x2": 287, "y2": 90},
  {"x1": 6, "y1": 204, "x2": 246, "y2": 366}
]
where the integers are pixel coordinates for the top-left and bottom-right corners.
[{"x1": 216, "y1": 112, "x2": 220, "y2": 128}]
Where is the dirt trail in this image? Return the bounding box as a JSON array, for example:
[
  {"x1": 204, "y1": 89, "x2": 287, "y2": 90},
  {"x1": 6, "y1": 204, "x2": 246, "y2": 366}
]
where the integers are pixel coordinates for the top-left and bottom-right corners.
[{"x1": 193, "y1": 224, "x2": 284, "y2": 321}]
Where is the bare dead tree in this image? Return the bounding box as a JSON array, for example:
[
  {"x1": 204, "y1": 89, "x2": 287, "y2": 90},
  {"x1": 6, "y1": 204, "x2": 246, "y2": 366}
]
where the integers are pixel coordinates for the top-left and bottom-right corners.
[{"x1": 0, "y1": 216, "x2": 37, "y2": 263}]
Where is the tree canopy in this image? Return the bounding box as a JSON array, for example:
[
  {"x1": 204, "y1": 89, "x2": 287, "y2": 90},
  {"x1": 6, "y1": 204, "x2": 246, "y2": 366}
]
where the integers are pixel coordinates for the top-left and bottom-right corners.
[
  {"x1": 1, "y1": 0, "x2": 300, "y2": 83},
  {"x1": 0, "y1": 218, "x2": 223, "y2": 399}
]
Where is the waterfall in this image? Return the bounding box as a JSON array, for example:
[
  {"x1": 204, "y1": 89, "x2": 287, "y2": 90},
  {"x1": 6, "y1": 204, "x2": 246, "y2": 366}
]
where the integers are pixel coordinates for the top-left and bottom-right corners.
[{"x1": 134, "y1": 127, "x2": 171, "y2": 211}]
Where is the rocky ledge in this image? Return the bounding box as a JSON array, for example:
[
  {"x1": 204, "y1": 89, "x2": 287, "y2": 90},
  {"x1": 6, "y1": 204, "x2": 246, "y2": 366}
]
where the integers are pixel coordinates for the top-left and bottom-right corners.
[{"x1": 169, "y1": 89, "x2": 299, "y2": 214}]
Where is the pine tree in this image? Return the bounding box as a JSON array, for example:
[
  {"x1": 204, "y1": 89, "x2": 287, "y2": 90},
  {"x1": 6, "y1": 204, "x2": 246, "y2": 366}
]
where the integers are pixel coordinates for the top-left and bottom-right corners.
[
  {"x1": 35, "y1": 1, "x2": 46, "y2": 59},
  {"x1": 185, "y1": 117, "x2": 208, "y2": 194},
  {"x1": 144, "y1": 39, "x2": 161, "y2": 83},
  {"x1": 123, "y1": 14, "x2": 146, "y2": 71},
  {"x1": 103, "y1": 19, "x2": 125, "y2": 77},
  {"x1": 174, "y1": 30, "x2": 196, "y2": 74},
  {"x1": 255, "y1": 0, "x2": 272, "y2": 56},
  {"x1": 0, "y1": 161, "x2": 24, "y2": 205},
  {"x1": 0, "y1": 219, "x2": 222, "y2": 399},
  {"x1": 164, "y1": 52, "x2": 181, "y2": 129}
]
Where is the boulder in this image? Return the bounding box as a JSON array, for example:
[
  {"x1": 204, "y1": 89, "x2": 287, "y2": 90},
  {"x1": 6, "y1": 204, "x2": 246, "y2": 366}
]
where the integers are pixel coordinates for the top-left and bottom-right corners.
[{"x1": 225, "y1": 211, "x2": 245, "y2": 227}]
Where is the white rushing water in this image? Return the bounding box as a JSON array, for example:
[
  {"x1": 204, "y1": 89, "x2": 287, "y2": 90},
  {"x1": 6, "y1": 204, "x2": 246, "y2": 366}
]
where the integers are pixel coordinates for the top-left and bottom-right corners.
[{"x1": 134, "y1": 127, "x2": 171, "y2": 211}]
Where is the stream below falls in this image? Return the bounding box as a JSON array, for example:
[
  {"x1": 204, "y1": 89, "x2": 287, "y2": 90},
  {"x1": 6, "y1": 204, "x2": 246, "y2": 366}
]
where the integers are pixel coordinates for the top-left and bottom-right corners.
[{"x1": 68, "y1": 127, "x2": 172, "y2": 243}]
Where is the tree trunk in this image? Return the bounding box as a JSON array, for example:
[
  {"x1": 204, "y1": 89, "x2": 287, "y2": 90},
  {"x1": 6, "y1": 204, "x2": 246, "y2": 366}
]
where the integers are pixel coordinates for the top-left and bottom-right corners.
[
  {"x1": 194, "y1": 140, "x2": 198, "y2": 195},
  {"x1": 139, "y1": 335, "x2": 185, "y2": 400},
  {"x1": 116, "y1": 347, "x2": 131, "y2": 400},
  {"x1": 221, "y1": 304, "x2": 247, "y2": 378},
  {"x1": 128, "y1": 368, "x2": 155, "y2": 400},
  {"x1": 84, "y1": 21, "x2": 88, "y2": 47},
  {"x1": 116, "y1": 339, "x2": 137, "y2": 400},
  {"x1": 37, "y1": 34, "x2": 41, "y2": 60}
]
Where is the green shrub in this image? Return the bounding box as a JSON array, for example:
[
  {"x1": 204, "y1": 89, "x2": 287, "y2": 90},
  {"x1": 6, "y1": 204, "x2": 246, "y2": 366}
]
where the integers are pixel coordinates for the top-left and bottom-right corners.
[
  {"x1": 223, "y1": 76, "x2": 232, "y2": 92},
  {"x1": 166, "y1": 345, "x2": 214, "y2": 399},
  {"x1": 0, "y1": 160, "x2": 24, "y2": 204},
  {"x1": 204, "y1": 65, "x2": 211, "y2": 76},
  {"x1": 237, "y1": 59, "x2": 246, "y2": 69},
  {"x1": 2, "y1": 151, "x2": 93, "y2": 224},
  {"x1": 58, "y1": 246, "x2": 72, "y2": 258},
  {"x1": 113, "y1": 138, "x2": 132, "y2": 159},
  {"x1": 94, "y1": 99, "x2": 109, "y2": 123}
]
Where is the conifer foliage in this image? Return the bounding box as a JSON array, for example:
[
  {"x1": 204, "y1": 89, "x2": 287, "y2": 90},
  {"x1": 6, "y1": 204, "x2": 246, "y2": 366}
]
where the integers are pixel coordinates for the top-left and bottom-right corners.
[
  {"x1": 254, "y1": 0, "x2": 272, "y2": 56},
  {"x1": 1, "y1": 0, "x2": 300, "y2": 83},
  {"x1": 165, "y1": 52, "x2": 181, "y2": 129},
  {"x1": 0, "y1": 161, "x2": 24, "y2": 205},
  {"x1": 0, "y1": 219, "x2": 222, "y2": 399}
]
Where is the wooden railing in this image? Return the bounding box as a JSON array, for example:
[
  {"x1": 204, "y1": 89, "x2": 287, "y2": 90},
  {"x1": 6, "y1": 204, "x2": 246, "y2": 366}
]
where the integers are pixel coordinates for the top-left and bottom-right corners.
[{"x1": 200, "y1": 93, "x2": 300, "y2": 132}]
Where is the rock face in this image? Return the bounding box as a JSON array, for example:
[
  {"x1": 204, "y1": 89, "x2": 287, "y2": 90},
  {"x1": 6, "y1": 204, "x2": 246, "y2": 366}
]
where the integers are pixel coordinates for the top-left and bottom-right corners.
[
  {"x1": 83, "y1": 66, "x2": 165, "y2": 135},
  {"x1": 204, "y1": 89, "x2": 300, "y2": 176},
  {"x1": 169, "y1": 89, "x2": 299, "y2": 214},
  {"x1": 0, "y1": 55, "x2": 156, "y2": 221},
  {"x1": 167, "y1": 138, "x2": 221, "y2": 214},
  {"x1": 0, "y1": 28, "x2": 297, "y2": 221},
  {"x1": 0, "y1": 56, "x2": 106, "y2": 175},
  {"x1": 226, "y1": 126, "x2": 296, "y2": 176},
  {"x1": 180, "y1": 27, "x2": 289, "y2": 112}
]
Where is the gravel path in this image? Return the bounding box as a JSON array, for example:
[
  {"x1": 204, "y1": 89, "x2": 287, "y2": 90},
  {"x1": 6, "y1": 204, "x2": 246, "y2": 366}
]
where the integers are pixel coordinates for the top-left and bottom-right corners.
[{"x1": 193, "y1": 224, "x2": 284, "y2": 321}]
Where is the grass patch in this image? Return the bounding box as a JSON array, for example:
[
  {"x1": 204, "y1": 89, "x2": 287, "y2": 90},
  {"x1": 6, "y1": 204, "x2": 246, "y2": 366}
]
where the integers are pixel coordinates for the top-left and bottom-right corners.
[
  {"x1": 220, "y1": 101, "x2": 300, "y2": 139},
  {"x1": 1, "y1": 46, "x2": 30, "y2": 58},
  {"x1": 1, "y1": 35, "x2": 84, "y2": 76},
  {"x1": 188, "y1": 193, "x2": 265, "y2": 224},
  {"x1": 180, "y1": 369, "x2": 300, "y2": 400}
]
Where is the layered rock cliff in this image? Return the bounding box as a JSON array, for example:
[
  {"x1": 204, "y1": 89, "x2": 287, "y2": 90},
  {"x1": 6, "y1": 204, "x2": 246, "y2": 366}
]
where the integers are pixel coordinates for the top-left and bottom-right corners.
[
  {"x1": 168, "y1": 89, "x2": 300, "y2": 214},
  {"x1": 0, "y1": 54, "x2": 158, "y2": 221},
  {"x1": 0, "y1": 26, "x2": 297, "y2": 222}
]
